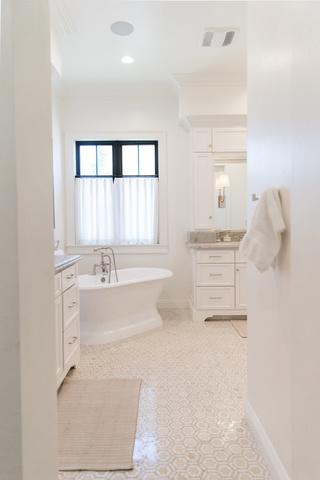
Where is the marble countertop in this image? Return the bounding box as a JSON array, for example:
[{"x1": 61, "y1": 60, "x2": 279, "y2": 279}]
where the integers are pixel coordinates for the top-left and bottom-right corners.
[
  {"x1": 54, "y1": 254, "x2": 81, "y2": 273},
  {"x1": 187, "y1": 241, "x2": 241, "y2": 249}
]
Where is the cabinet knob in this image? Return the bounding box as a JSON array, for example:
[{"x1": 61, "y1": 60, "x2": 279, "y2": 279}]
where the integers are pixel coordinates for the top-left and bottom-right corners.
[{"x1": 209, "y1": 215, "x2": 212, "y2": 219}]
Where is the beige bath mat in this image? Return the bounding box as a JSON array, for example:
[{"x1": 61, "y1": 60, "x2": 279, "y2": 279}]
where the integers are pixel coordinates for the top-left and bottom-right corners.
[
  {"x1": 231, "y1": 320, "x2": 248, "y2": 338},
  {"x1": 58, "y1": 377, "x2": 141, "y2": 471}
]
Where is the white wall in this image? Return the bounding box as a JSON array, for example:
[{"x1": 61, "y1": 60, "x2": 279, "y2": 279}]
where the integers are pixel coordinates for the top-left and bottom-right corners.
[
  {"x1": 247, "y1": 3, "x2": 320, "y2": 479},
  {"x1": 52, "y1": 73, "x2": 65, "y2": 248},
  {"x1": 0, "y1": 1, "x2": 22, "y2": 476},
  {"x1": 0, "y1": 0, "x2": 57, "y2": 479},
  {"x1": 291, "y1": 4, "x2": 320, "y2": 478},
  {"x1": 61, "y1": 85, "x2": 192, "y2": 306},
  {"x1": 178, "y1": 83, "x2": 247, "y2": 118},
  {"x1": 247, "y1": 2, "x2": 292, "y2": 474}
]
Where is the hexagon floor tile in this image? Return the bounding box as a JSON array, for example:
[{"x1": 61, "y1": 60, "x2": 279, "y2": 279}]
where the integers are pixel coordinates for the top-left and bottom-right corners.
[{"x1": 59, "y1": 309, "x2": 271, "y2": 480}]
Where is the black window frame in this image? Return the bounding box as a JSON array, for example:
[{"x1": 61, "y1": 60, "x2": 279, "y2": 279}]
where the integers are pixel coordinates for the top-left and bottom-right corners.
[{"x1": 75, "y1": 140, "x2": 159, "y2": 179}]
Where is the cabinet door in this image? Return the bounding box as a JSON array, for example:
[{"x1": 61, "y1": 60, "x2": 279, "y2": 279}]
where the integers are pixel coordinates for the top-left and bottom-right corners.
[
  {"x1": 236, "y1": 263, "x2": 247, "y2": 309},
  {"x1": 193, "y1": 153, "x2": 214, "y2": 230},
  {"x1": 62, "y1": 264, "x2": 77, "y2": 292},
  {"x1": 192, "y1": 128, "x2": 212, "y2": 152},
  {"x1": 64, "y1": 315, "x2": 80, "y2": 367},
  {"x1": 235, "y1": 248, "x2": 246, "y2": 263},
  {"x1": 55, "y1": 296, "x2": 63, "y2": 385},
  {"x1": 212, "y1": 128, "x2": 247, "y2": 152}
]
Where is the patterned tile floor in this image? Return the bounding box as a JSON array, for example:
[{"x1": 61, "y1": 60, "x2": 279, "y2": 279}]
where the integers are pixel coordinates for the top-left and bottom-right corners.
[{"x1": 59, "y1": 309, "x2": 271, "y2": 480}]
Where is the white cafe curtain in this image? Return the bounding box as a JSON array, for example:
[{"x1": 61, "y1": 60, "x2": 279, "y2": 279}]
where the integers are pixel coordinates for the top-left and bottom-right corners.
[{"x1": 75, "y1": 177, "x2": 159, "y2": 245}]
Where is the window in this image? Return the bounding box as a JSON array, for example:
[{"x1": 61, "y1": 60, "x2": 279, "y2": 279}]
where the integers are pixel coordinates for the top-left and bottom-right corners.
[
  {"x1": 75, "y1": 140, "x2": 158, "y2": 179},
  {"x1": 74, "y1": 140, "x2": 159, "y2": 246}
]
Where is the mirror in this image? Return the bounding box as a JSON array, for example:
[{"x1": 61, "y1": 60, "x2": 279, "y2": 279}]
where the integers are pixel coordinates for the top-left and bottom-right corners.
[{"x1": 214, "y1": 161, "x2": 247, "y2": 230}]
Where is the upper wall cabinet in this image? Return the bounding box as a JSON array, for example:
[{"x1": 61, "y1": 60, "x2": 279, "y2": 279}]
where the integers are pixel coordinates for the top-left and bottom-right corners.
[
  {"x1": 192, "y1": 128, "x2": 213, "y2": 152},
  {"x1": 213, "y1": 128, "x2": 247, "y2": 153},
  {"x1": 192, "y1": 127, "x2": 246, "y2": 153}
]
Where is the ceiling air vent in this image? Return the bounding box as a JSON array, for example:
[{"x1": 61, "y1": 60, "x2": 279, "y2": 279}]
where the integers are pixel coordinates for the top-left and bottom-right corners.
[{"x1": 202, "y1": 27, "x2": 238, "y2": 47}]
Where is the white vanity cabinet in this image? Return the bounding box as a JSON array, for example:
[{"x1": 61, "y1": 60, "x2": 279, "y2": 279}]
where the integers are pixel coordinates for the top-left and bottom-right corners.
[
  {"x1": 191, "y1": 247, "x2": 247, "y2": 321},
  {"x1": 191, "y1": 127, "x2": 247, "y2": 231},
  {"x1": 212, "y1": 128, "x2": 247, "y2": 153},
  {"x1": 193, "y1": 153, "x2": 214, "y2": 230},
  {"x1": 54, "y1": 295, "x2": 63, "y2": 382},
  {"x1": 236, "y1": 263, "x2": 247, "y2": 309},
  {"x1": 192, "y1": 128, "x2": 213, "y2": 152},
  {"x1": 192, "y1": 127, "x2": 246, "y2": 154},
  {"x1": 54, "y1": 261, "x2": 80, "y2": 388}
]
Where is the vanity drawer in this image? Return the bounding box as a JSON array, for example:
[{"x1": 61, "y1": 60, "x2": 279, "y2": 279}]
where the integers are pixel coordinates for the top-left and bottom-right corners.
[
  {"x1": 196, "y1": 264, "x2": 234, "y2": 286},
  {"x1": 62, "y1": 264, "x2": 77, "y2": 291},
  {"x1": 63, "y1": 284, "x2": 79, "y2": 329},
  {"x1": 64, "y1": 315, "x2": 80, "y2": 367},
  {"x1": 54, "y1": 272, "x2": 62, "y2": 297},
  {"x1": 196, "y1": 250, "x2": 235, "y2": 264},
  {"x1": 196, "y1": 287, "x2": 235, "y2": 310}
]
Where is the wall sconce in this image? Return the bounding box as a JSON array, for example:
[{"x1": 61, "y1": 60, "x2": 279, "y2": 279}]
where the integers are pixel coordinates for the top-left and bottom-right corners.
[{"x1": 215, "y1": 173, "x2": 230, "y2": 208}]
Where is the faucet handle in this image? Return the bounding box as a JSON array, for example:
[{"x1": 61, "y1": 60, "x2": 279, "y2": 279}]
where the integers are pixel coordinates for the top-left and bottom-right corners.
[
  {"x1": 93, "y1": 246, "x2": 110, "y2": 253},
  {"x1": 94, "y1": 247, "x2": 107, "y2": 258}
]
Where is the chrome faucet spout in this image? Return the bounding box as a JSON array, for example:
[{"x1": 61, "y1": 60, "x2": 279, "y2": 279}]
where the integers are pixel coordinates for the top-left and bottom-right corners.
[{"x1": 93, "y1": 247, "x2": 118, "y2": 282}]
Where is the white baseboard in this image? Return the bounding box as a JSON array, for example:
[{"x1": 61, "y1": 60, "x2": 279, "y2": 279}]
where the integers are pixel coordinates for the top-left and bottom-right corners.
[
  {"x1": 157, "y1": 299, "x2": 190, "y2": 309},
  {"x1": 245, "y1": 402, "x2": 291, "y2": 480}
]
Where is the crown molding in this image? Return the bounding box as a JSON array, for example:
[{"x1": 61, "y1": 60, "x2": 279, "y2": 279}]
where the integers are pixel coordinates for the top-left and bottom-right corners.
[{"x1": 174, "y1": 73, "x2": 246, "y2": 88}]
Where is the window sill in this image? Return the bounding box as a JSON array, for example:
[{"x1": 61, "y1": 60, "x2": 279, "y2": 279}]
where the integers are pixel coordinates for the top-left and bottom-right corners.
[{"x1": 66, "y1": 244, "x2": 169, "y2": 255}]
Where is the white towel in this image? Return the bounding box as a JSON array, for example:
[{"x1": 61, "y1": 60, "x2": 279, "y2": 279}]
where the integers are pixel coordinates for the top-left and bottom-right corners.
[{"x1": 240, "y1": 188, "x2": 286, "y2": 272}]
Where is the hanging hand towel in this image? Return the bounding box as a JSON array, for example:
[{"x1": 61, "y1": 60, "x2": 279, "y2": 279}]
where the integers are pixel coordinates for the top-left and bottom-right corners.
[{"x1": 240, "y1": 188, "x2": 286, "y2": 272}]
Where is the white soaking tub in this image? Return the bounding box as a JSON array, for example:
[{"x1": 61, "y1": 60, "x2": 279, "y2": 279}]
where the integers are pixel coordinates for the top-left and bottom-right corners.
[{"x1": 79, "y1": 267, "x2": 173, "y2": 344}]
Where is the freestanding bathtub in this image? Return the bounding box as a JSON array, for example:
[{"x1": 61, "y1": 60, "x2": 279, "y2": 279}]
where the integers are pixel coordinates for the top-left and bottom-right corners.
[{"x1": 78, "y1": 267, "x2": 173, "y2": 345}]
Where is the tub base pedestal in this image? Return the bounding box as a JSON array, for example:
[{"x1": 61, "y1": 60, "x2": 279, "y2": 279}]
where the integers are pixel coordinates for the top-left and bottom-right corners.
[
  {"x1": 79, "y1": 268, "x2": 173, "y2": 346},
  {"x1": 81, "y1": 312, "x2": 163, "y2": 345}
]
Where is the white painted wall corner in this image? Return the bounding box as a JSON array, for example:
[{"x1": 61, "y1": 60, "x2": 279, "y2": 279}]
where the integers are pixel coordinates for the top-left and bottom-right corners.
[{"x1": 245, "y1": 402, "x2": 291, "y2": 480}]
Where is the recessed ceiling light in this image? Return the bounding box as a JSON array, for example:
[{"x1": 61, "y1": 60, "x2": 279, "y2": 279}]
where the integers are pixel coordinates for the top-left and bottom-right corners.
[
  {"x1": 121, "y1": 56, "x2": 134, "y2": 64},
  {"x1": 111, "y1": 21, "x2": 134, "y2": 36}
]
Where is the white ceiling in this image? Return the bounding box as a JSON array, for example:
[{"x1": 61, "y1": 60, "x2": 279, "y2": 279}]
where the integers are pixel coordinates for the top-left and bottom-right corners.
[{"x1": 51, "y1": 0, "x2": 247, "y2": 88}]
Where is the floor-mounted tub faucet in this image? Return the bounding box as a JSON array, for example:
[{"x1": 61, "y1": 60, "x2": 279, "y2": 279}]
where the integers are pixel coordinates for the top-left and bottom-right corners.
[{"x1": 93, "y1": 247, "x2": 119, "y2": 283}]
